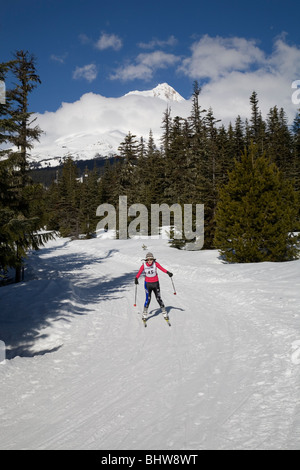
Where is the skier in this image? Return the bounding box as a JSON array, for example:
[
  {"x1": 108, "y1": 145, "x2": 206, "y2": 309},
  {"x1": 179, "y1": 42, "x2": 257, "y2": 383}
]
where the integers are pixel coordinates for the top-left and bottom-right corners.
[{"x1": 135, "y1": 252, "x2": 173, "y2": 321}]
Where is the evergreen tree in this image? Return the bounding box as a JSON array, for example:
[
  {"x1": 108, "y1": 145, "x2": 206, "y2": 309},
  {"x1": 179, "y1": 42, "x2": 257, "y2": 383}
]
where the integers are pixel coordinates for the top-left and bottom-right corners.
[
  {"x1": 249, "y1": 91, "x2": 266, "y2": 152},
  {"x1": 164, "y1": 115, "x2": 188, "y2": 204},
  {"x1": 0, "y1": 159, "x2": 18, "y2": 272},
  {"x1": 160, "y1": 106, "x2": 172, "y2": 158},
  {"x1": 189, "y1": 81, "x2": 206, "y2": 137},
  {"x1": 214, "y1": 144, "x2": 299, "y2": 263},
  {"x1": 79, "y1": 166, "x2": 100, "y2": 237},
  {"x1": 145, "y1": 132, "x2": 165, "y2": 205},
  {"x1": 199, "y1": 108, "x2": 221, "y2": 248},
  {"x1": 187, "y1": 81, "x2": 207, "y2": 204},
  {"x1": 98, "y1": 159, "x2": 118, "y2": 205},
  {"x1": 266, "y1": 106, "x2": 293, "y2": 179},
  {"x1": 6, "y1": 51, "x2": 42, "y2": 187},
  {"x1": 107, "y1": 157, "x2": 123, "y2": 205},
  {"x1": 52, "y1": 157, "x2": 81, "y2": 237},
  {"x1": 233, "y1": 115, "x2": 245, "y2": 158},
  {"x1": 0, "y1": 51, "x2": 54, "y2": 281},
  {"x1": 118, "y1": 132, "x2": 139, "y2": 204},
  {"x1": 216, "y1": 124, "x2": 234, "y2": 185},
  {"x1": 146, "y1": 129, "x2": 157, "y2": 159},
  {"x1": 137, "y1": 136, "x2": 146, "y2": 159}
]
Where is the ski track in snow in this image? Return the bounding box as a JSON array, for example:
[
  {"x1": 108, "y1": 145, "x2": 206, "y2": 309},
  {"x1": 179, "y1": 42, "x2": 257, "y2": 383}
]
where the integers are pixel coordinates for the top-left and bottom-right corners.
[{"x1": 0, "y1": 236, "x2": 300, "y2": 450}]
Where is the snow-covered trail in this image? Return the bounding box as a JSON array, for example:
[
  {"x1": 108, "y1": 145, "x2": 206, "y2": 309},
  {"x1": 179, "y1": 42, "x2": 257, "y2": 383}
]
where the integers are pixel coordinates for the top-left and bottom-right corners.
[{"x1": 0, "y1": 236, "x2": 300, "y2": 450}]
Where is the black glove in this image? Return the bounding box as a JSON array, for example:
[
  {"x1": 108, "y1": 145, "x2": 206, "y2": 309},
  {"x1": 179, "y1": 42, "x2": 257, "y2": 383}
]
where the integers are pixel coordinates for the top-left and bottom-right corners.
[
  {"x1": 167, "y1": 271, "x2": 173, "y2": 277},
  {"x1": 135, "y1": 277, "x2": 139, "y2": 285}
]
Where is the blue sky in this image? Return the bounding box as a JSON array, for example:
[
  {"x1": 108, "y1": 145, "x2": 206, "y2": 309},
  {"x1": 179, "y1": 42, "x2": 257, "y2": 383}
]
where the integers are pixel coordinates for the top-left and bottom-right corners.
[{"x1": 1, "y1": 0, "x2": 300, "y2": 119}]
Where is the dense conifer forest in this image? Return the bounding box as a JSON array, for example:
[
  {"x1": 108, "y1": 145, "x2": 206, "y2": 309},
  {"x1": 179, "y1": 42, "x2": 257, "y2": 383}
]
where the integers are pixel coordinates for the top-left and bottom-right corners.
[{"x1": 1, "y1": 53, "x2": 300, "y2": 282}]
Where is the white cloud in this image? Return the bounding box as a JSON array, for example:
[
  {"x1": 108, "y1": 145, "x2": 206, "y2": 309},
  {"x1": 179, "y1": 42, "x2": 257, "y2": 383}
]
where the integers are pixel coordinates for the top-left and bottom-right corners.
[
  {"x1": 50, "y1": 53, "x2": 67, "y2": 64},
  {"x1": 197, "y1": 71, "x2": 288, "y2": 124},
  {"x1": 178, "y1": 35, "x2": 300, "y2": 125},
  {"x1": 110, "y1": 51, "x2": 180, "y2": 81},
  {"x1": 95, "y1": 33, "x2": 123, "y2": 51},
  {"x1": 138, "y1": 51, "x2": 180, "y2": 68},
  {"x1": 138, "y1": 35, "x2": 177, "y2": 49},
  {"x1": 268, "y1": 36, "x2": 300, "y2": 77},
  {"x1": 110, "y1": 63, "x2": 152, "y2": 81},
  {"x1": 78, "y1": 33, "x2": 91, "y2": 45},
  {"x1": 180, "y1": 35, "x2": 265, "y2": 80},
  {"x1": 72, "y1": 64, "x2": 98, "y2": 82}
]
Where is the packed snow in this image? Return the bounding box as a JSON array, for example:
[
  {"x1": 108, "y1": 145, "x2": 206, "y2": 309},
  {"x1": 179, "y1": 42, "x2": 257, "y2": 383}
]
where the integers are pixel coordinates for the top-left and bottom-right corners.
[{"x1": 0, "y1": 234, "x2": 300, "y2": 450}]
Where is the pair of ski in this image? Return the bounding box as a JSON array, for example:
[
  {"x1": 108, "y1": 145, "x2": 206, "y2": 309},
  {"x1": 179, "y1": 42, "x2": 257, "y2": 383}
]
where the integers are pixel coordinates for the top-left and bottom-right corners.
[{"x1": 142, "y1": 316, "x2": 171, "y2": 328}]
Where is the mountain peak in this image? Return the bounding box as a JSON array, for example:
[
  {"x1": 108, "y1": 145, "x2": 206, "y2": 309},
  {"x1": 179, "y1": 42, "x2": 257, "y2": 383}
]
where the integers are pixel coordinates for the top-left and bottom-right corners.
[{"x1": 125, "y1": 83, "x2": 185, "y2": 102}]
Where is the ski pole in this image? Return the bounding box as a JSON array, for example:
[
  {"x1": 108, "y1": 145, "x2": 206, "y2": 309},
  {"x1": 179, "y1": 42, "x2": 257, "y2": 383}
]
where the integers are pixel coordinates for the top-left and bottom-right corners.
[
  {"x1": 134, "y1": 283, "x2": 137, "y2": 306},
  {"x1": 171, "y1": 277, "x2": 177, "y2": 295}
]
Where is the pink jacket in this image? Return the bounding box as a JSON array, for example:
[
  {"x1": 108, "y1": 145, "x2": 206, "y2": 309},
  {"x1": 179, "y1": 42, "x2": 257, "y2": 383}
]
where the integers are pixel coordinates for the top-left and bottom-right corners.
[{"x1": 136, "y1": 261, "x2": 168, "y2": 283}]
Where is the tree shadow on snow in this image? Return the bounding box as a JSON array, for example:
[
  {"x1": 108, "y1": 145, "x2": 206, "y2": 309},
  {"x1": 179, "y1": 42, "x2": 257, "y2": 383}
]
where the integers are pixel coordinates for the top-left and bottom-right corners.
[{"x1": 0, "y1": 247, "x2": 136, "y2": 359}]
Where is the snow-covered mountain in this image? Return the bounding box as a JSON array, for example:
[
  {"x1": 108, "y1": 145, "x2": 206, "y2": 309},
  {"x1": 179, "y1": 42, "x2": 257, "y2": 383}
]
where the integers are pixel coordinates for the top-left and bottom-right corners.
[
  {"x1": 125, "y1": 82, "x2": 185, "y2": 102},
  {"x1": 29, "y1": 83, "x2": 189, "y2": 169}
]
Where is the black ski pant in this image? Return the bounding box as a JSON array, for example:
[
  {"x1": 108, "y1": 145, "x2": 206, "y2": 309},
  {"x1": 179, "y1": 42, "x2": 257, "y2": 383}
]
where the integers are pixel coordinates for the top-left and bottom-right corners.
[{"x1": 144, "y1": 281, "x2": 165, "y2": 309}]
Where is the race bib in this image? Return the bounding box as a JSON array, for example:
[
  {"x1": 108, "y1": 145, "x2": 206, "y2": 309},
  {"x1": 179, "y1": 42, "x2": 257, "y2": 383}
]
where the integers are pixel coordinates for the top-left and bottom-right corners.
[{"x1": 144, "y1": 262, "x2": 157, "y2": 278}]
